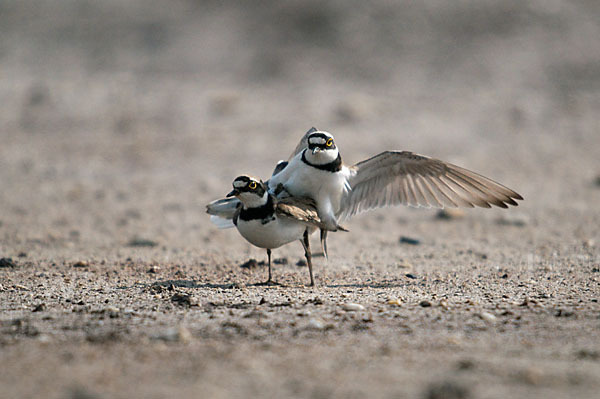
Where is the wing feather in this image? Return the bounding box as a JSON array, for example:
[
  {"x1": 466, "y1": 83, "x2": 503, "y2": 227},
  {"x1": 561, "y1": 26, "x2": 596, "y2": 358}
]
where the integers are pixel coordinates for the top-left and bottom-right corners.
[
  {"x1": 437, "y1": 174, "x2": 485, "y2": 207},
  {"x1": 443, "y1": 172, "x2": 501, "y2": 207},
  {"x1": 423, "y1": 176, "x2": 453, "y2": 207},
  {"x1": 276, "y1": 196, "x2": 325, "y2": 229},
  {"x1": 339, "y1": 151, "x2": 522, "y2": 219},
  {"x1": 418, "y1": 176, "x2": 443, "y2": 208}
]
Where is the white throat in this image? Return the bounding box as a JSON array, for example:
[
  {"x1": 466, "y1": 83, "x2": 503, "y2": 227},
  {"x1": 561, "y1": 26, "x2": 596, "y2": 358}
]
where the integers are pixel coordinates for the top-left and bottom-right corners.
[
  {"x1": 304, "y1": 147, "x2": 339, "y2": 165},
  {"x1": 238, "y1": 190, "x2": 269, "y2": 209}
]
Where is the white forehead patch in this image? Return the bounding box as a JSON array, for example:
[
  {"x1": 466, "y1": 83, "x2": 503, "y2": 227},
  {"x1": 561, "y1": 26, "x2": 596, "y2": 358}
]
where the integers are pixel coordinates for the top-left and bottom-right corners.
[
  {"x1": 309, "y1": 137, "x2": 326, "y2": 145},
  {"x1": 233, "y1": 180, "x2": 247, "y2": 188}
]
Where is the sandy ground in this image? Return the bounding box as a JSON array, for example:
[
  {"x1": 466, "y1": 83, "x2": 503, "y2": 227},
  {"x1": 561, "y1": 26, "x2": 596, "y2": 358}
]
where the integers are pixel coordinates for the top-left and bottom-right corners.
[{"x1": 1, "y1": 1, "x2": 599, "y2": 398}]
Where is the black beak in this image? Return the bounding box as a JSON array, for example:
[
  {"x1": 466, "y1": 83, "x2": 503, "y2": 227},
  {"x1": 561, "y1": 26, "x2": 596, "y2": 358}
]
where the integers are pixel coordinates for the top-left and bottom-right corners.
[{"x1": 226, "y1": 189, "x2": 239, "y2": 198}]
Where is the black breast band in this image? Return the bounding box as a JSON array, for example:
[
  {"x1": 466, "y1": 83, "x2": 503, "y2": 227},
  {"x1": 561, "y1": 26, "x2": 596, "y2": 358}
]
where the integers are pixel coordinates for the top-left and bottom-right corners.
[
  {"x1": 301, "y1": 151, "x2": 342, "y2": 173},
  {"x1": 239, "y1": 195, "x2": 276, "y2": 223}
]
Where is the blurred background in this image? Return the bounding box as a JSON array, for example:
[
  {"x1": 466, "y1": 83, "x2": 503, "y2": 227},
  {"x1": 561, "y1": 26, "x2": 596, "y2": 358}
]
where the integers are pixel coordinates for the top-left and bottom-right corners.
[
  {"x1": 2, "y1": 3, "x2": 600, "y2": 398},
  {"x1": 0, "y1": 0, "x2": 599, "y2": 256}
]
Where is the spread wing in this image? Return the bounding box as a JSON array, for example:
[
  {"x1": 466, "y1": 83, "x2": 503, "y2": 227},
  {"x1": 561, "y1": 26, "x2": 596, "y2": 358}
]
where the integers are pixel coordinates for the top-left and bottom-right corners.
[
  {"x1": 276, "y1": 196, "x2": 325, "y2": 229},
  {"x1": 339, "y1": 151, "x2": 523, "y2": 220},
  {"x1": 287, "y1": 127, "x2": 318, "y2": 160}
]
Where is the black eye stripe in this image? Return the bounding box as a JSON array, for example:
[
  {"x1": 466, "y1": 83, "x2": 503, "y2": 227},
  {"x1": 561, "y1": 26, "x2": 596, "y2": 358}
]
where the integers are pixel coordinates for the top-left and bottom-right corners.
[
  {"x1": 232, "y1": 176, "x2": 263, "y2": 192},
  {"x1": 308, "y1": 133, "x2": 333, "y2": 142}
]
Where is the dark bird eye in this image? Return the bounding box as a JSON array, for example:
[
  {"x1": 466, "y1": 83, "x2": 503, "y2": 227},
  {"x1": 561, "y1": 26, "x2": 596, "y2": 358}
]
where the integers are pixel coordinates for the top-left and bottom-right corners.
[
  {"x1": 326, "y1": 138, "x2": 333, "y2": 147},
  {"x1": 249, "y1": 181, "x2": 257, "y2": 189}
]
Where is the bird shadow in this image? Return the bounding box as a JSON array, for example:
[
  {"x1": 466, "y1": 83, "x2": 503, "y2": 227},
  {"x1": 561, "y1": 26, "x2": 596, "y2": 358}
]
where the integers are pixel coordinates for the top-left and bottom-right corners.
[
  {"x1": 145, "y1": 279, "x2": 413, "y2": 290},
  {"x1": 150, "y1": 279, "x2": 240, "y2": 290},
  {"x1": 325, "y1": 282, "x2": 413, "y2": 289}
]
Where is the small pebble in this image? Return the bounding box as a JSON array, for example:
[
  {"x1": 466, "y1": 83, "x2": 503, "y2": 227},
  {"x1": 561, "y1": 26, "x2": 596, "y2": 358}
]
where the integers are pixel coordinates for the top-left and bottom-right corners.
[
  {"x1": 519, "y1": 298, "x2": 535, "y2": 307},
  {"x1": 171, "y1": 293, "x2": 198, "y2": 307},
  {"x1": 396, "y1": 262, "x2": 413, "y2": 270},
  {"x1": 555, "y1": 308, "x2": 575, "y2": 318},
  {"x1": 477, "y1": 311, "x2": 497, "y2": 323},
  {"x1": 419, "y1": 300, "x2": 432, "y2": 308},
  {"x1": 456, "y1": 359, "x2": 475, "y2": 370},
  {"x1": 73, "y1": 260, "x2": 88, "y2": 268},
  {"x1": 32, "y1": 303, "x2": 46, "y2": 312},
  {"x1": 68, "y1": 386, "x2": 101, "y2": 399},
  {"x1": 305, "y1": 297, "x2": 323, "y2": 305},
  {"x1": 127, "y1": 238, "x2": 158, "y2": 247},
  {"x1": 240, "y1": 259, "x2": 259, "y2": 269},
  {"x1": 306, "y1": 318, "x2": 326, "y2": 330},
  {"x1": 519, "y1": 367, "x2": 543, "y2": 385},
  {"x1": 147, "y1": 266, "x2": 161, "y2": 273},
  {"x1": 177, "y1": 326, "x2": 192, "y2": 343},
  {"x1": 387, "y1": 298, "x2": 402, "y2": 306},
  {"x1": 575, "y1": 349, "x2": 599, "y2": 360},
  {"x1": 424, "y1": 380, "x2": 470, "y2": 399},
  {"x1": 342, "y1": 303, "x2": 365, "y2": 312},
  {"x1": 296, "y1": 259, "x2": 307, "y2": 267},
  {"x1": 399, "y1": 236, "x2": 421, "y2": 245},
  {"x1": 447, "y1": 336, "x2": 463, "y2": 346},
  {"x1": 0, "y1": 258, "x2": 17, "y2": 268},
  {"x1": 37, "y1": 334, "x2": 52, "y2": 344},
  {"x1": 435, "y1": 209, "x2": 465, "y2": 220},
  {"x1": 496, "y1": 213, "x2": 529, "y2": 227},
  {"x1": 154, "y1": 326, "x2": 192, "y2": 343}
]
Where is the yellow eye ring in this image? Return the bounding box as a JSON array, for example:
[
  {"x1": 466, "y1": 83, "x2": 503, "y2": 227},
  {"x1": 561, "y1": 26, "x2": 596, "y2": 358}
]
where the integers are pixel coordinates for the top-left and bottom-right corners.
[
  {"x1": 326, "y1": 138, "x2": 333, "y2": 147},
  {"x1": 249, "y1": 181, "x2": 257, "y2": 189}
]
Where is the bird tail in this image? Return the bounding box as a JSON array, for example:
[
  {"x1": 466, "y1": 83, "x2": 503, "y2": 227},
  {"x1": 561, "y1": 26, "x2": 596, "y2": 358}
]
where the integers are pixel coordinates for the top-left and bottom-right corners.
[
  {"x1": 206, "y1": 197, "x2": 240, "y2": 229},
  {"x1": 209, "y1": 215, "x2": 235, "y2": 229}
]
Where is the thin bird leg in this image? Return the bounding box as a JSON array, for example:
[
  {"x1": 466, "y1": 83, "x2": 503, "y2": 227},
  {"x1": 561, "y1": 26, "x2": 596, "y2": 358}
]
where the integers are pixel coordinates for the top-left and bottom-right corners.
[
  {"x1": 266, "y1": 248, "x2": 272, "y2": 284},
  {"x1": 320, "y1": 229, "x2": 328, "y2": 260},
  {"x1": 301, "y1": 229, "x2": 315, "y2": 286}
]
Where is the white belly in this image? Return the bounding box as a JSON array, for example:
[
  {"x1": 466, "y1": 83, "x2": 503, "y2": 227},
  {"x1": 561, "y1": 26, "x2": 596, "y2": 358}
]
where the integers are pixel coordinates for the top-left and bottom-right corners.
[
  {"x1": 236, "y1": 217, "x2": 306, "y2": 249},
  {"x1": 270, "y1": 160, "x2": 350, "y2": 228}
]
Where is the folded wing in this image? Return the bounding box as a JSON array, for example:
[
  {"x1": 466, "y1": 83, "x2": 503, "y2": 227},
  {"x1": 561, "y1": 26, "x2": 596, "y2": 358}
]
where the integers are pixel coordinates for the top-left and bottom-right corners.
[
  {"x1": 276, "y1": 196, "x2": 325, "y2": 229},
  {"x1": 339, "y1": 151, "x2": 523, "y2": 220}
]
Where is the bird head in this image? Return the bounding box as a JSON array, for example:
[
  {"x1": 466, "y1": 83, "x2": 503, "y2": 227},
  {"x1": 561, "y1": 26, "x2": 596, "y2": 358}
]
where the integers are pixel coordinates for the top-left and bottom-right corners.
[
  {"x1": 305, "y1": 131, "x2": 339, "y2": 164},
  {"x1": 227, "y1": 175, "x2": 268, "y2": 208}
]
